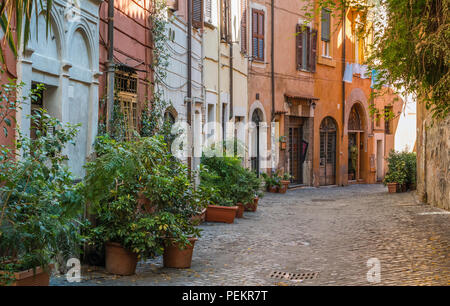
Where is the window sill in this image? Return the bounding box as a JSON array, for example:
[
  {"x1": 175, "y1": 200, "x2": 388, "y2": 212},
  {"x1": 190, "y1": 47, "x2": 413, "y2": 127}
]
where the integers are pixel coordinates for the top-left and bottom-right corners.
[{"x1": 318, "y1": 56, "x2": 336, "y2": 67}]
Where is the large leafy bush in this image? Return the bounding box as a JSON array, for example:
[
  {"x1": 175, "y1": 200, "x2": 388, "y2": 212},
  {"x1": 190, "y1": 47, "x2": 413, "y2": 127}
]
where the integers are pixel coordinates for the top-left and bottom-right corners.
[{"x1": 0, "y1": 105, "x2": 84, "y2": 284}]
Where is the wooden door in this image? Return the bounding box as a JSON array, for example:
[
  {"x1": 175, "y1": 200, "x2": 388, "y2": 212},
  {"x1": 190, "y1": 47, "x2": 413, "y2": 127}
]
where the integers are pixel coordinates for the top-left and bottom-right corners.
[{"x1": 319, "y1": 117, "x2": 337, "y2": 185}]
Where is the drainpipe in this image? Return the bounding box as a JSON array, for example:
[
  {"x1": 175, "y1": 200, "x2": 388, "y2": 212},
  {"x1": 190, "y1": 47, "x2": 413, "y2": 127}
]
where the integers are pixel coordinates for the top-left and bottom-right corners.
[
  {"x1": 229, "y1": 35, "x2": 233, "y2": 120},
  {"x1": 187, "y1": 0, "x2": 193, "y2": 173},
  {"x1": 341, "y1": 5, "x2": 346, "y2": 140},
  {"x1": 106, "y1": 0, "x2": 115, "y2": 133},
  {"x1": 270, "y1": 0, "x2": 275, "y2": 122}
]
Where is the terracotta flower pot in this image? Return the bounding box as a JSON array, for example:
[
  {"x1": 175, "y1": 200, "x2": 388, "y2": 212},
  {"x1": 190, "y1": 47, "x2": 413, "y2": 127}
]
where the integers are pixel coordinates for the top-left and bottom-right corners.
[
  {"x1": 105, "y1": 242, "x2": 138, "y2": 276},
  {"x1": 236, "y1": 203, "x2": 244, "y2": 218},
  {"x1": 278, "y1": 180, "x2": 290, "y2": 194},
  {"x1": 387, "y1": 182, "x2": 400, "y2": 193},
  {"x1": 245, "y1": 197, "x2": 259, "y2": 212},
  {"x1": 268, "y1": 185, "x2": 278, "y2": 193},
  {"x1": 0, "y1": 265, "x2": 53, "y2": 286},
  {"x1": 190, "y1": 208, "x2": 207, "y2": 225},
  {"x1": 163, "y1": 238, "x2": 197, "y2": 269},
  {"x1": 205, "y1": 205, "x2": 238, "y2": 223}
]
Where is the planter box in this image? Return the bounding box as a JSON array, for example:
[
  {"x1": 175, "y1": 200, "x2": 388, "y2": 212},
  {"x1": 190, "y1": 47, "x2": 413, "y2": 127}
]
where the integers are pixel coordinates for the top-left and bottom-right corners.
[
  {"x1": 0, "y1": 265, "x2": 53, "y2": 286},
  {"x1": 236, "y1": 203, "x2": 244, "y2": 218},
  {"x1": 190, "y1": 208, "x2": 207, "y2": 225},
  {"x1": 245, "y1": 197, "x2": 259, "y2": 212},
  {"x1": 387, "y1": 182, "x2": 400, "y2": 193},
  {"x1": 267, "y1": 186, "x2": 278, "y2": 193},
  {"x1": 105, "y1": 242, "x2": 138, "y2": 276},
  {"x1": 205, "y1": 205, "x2": 238, "y2": 223},
  {"x1": 163, "y1": 238, "x2": 197, "y2": 269},
  {"x1": 278, "y1": 180, "x2": 290, "y2": 194}
]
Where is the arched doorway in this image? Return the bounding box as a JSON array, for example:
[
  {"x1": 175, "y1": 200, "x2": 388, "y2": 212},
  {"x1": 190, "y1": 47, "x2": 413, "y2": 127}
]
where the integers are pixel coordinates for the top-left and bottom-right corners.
[
  {"x1": 319, "y1": 117, "x2": 338, "y2": 185},
  {"x1": 251, "y1": 109, "x2": 263, "y2": 175},
  {"x1": 348, "y1": 104, "x2": 365, "y2": 181}
]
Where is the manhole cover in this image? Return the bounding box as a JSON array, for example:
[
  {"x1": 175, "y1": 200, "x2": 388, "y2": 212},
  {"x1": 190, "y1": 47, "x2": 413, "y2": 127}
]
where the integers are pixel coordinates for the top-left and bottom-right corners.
[{"x1": 269, "y1": 271, "x2": 319, "y2": 281}]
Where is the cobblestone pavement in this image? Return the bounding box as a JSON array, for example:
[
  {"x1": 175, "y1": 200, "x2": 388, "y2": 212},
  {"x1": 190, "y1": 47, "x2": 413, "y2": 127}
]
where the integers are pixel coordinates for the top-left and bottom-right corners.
[{"x1": 51, "y1": 184, "x2": 449, "y2": 286}]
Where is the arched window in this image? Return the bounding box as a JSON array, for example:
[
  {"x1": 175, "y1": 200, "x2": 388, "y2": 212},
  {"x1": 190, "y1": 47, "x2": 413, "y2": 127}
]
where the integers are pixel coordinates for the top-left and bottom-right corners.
[{"x1": 348, "y1": 104, "x2": 362, "y2": 131}]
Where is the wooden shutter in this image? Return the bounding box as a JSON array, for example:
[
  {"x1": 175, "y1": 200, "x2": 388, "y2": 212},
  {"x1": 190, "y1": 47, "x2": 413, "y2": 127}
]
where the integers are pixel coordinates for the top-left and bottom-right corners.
[
  {"x1": 241, "y1": 0, "x2": 247, "y2": 53},
  {"x1": 296, "y1": 24, "x2": 303, "y2": 70},
  {"x1": 310, "y1": 29, "x2": 317, "y2": 72},
  {"x1": 306, "y1": 27, "x2": 311, "y2": 71},
  {"x1": 192, "y1": 0, "x2": 203, "y2": 29},
  {"x1": 205, "y1": 0, "x2": 212, "y2": 23},
  {"x1": 321, "y1": 9, "x2": 330, "y2": 42},
  {"x1": 252, "y1": 9, "x2": 264, "y2": 61}
]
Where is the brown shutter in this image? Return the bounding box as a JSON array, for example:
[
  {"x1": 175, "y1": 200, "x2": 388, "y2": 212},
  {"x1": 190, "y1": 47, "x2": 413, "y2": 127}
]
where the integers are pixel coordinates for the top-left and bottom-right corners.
[
  {"x1": 310, "y1": 29, "x2": 317, "y2": 72},
  {"x1": 306, "y1": 26, "x2": 311, "y2": 71},
  {"x1": 296, "y1": 24, "x2": 303, "y2": 70},
  {"x1": 192, "y1": 0, "x2": 203, "y2": 29},
  {"x1": 251, "y1": 9, "x2": 264, "y2": 61},
  {"x1": 241, "y1": 0, "x2": 247, "y2": 53}
]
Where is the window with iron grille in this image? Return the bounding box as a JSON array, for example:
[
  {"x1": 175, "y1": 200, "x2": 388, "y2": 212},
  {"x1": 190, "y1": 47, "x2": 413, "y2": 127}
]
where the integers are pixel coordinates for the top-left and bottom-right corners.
[{"x1": 115, "y1": 70, "x2": 138, "y2": 140}]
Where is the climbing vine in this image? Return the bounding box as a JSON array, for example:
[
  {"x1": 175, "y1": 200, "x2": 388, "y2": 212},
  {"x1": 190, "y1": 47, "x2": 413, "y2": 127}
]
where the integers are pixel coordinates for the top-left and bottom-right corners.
[{"x1": 140, "y1": 0, "x2": 175, "y2": 141}]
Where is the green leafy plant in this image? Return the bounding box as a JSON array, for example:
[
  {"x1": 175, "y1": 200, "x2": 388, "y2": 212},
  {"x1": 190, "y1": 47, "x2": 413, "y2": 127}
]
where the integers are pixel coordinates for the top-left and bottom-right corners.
[
  {"x1": 200, "y1": 156, "x2": 262, "y2": 206},
  {"x1": 261, "y1": 172, "x2": 282, "y2": 189},
  {"x1": 0, "y1": 100, "x2": 84, "y2": 285},
  {"x1": 84, "y1": 135, "x2": 205, "y2": 259},
  {"x1": 383, "y1": 150, "x2": 408, "y2": 185}
]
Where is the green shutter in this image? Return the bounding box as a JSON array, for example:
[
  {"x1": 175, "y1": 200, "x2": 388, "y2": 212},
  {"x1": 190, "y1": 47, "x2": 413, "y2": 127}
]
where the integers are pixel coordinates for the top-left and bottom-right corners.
[{"x1": 321, "y1": 8, "x2": 330, "y2": 42}]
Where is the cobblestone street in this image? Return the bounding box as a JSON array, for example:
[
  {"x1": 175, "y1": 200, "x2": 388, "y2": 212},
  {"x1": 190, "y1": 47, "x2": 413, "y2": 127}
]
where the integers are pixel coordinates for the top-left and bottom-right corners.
[{"x1": 52, "y1": 184, "x2": 449, "y2": 286}]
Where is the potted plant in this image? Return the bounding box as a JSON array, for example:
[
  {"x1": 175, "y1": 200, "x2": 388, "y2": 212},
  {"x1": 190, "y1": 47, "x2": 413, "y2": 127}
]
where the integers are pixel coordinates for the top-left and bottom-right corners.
[
  {"x1": 383, "y1": 150, "x2": 408, "y2": 193},
  {"x1": 0, "y1": 106, "x2": 85, "y2": 286},
  {"x1": 84, "y1": 137, "x2": 173, "y2": 275},
  {"x1": 404, "y1": 152, "x2": 417, "y2": 190},
  {"x1": 157, "y1": 212, "x2": 201, "y2": 269},
  {"x1": 200, "y1": 156, "x2": 245, "y2": 223},
  {"x1": 261, "y1": 172, "x2": 281, "y2": 193},
  {"x1": 279, "y1": 172, "x2": 292, "y2": 194}
]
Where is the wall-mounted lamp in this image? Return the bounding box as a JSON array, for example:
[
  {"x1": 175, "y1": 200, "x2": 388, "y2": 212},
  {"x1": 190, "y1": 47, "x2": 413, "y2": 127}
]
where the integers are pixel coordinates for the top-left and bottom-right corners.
[{"x1": 310, "y1": 101, "x2": 316, "y2": 109}]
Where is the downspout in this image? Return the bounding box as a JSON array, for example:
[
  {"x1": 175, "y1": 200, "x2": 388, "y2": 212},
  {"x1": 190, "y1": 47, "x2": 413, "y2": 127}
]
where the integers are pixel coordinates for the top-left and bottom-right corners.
[
  {"x1": 187, "y1": 0, "x2": 193, "y2": 172},
  {"x1": 229, "y1": 34, "x2": 233, "y2": 120},
  {"x1": 270, "y1": 0, "x2": 275, "y2": 122},
  {"x1": 106, "y1": 0, "x2": 115, "y2": 133},
  {"x1": 341, "y1": 5, "x2": 346, "y2": 140}
]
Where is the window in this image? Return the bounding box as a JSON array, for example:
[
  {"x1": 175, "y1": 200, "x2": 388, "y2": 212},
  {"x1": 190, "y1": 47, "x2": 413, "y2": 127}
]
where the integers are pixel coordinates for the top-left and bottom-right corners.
[
  {"x1": 241, "y1": 0, "x2": 248, "y2": 53},
  {"x1": 296, "y1": 25, "x2": 317, "y2": 72},
  {"x1": 115, "y1": 69, "x2": 138, "y2": 140},
  {"x1": 205, "y1": 0, "x2": 212, "y2": 24},
  {"x1": 220, "y1": 0, "x2": 230, "y2": 41},
  {"x1": 321, "y1": 8, "x2": 331, "y2": 57},
  {"x1": 252, "y1": 9, "x2": 264, "y2": 61},
  {"x1": 384, "y1": 106, "x2": 393, "y2": 134},
  {"x1": 192, "y1": 0, "x2": 203, "y2": 29}
]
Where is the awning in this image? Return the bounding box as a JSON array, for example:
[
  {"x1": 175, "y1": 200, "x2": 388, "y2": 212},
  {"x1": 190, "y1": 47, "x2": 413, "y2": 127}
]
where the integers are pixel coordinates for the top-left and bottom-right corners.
[{"x1": 284, "y1": 93, "x2": 319, "y2": 101}]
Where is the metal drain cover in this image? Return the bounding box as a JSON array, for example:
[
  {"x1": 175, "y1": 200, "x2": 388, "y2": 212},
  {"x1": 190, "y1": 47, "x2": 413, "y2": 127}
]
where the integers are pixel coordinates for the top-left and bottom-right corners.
[
  {"x1": 311, "y1": 199, "x2": 336, "y2": 202},
  {"x1": 269, "y1": 271, "x2": 319, "y2": 281}
]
